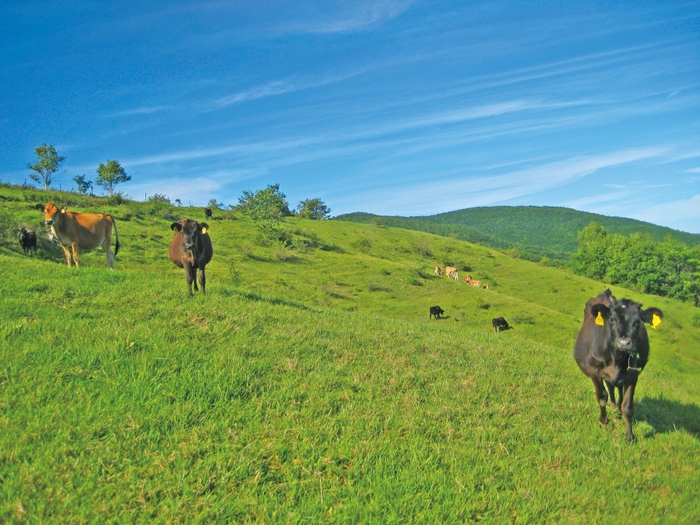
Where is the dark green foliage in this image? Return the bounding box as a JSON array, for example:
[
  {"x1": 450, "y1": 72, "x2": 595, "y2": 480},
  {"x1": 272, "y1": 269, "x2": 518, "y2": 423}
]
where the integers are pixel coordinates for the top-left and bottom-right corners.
[
  {"x1": 570, "y1": 223, "x2": 700, "y2": 305},
  {"x1": 297, "y1": 198, "x2": 331, "y2": 219},
  {"x1": 238, "y1": 184, "x2": 290, "y2": 221},
  {"x1": 73, "y1": 174, "x2": 93, "y2": 195}
]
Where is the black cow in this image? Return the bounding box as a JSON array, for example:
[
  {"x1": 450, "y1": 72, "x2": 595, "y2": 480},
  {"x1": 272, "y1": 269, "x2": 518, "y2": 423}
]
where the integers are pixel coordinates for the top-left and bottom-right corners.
[
  {"x1": 205, "y1": 208, "x2": 213, "y2": 220},
  {"x1": 18, "y1": 227, "x2": 37, "y2": 255},
  {"x1": 169, "y1": 218, "x2": 213, "y2": 295},
  {"x1": 492, "y1": 317, "x2": 509, "y2": 332},
  {"x1": 574, "y1": 291, "x2": 663, "y2": 441},
  {"x1": 429, "y1": 305, "x2": 445, "y2": 319}
]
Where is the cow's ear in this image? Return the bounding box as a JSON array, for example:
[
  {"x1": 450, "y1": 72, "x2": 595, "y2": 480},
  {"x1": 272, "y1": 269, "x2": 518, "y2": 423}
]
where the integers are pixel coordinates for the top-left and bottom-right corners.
[
  {"x1": 170, "y1": 222, "x2": 182, "y2": 232},
  {"x1": 35, "y1": 204, "x2": 45, "y2": 212},
  {"x1": 642, "y1": 307, "x2": 663, "y2": 329},
  {"x1": 591, "y1": 304, "x2": 610, "y2": 326},
  {"x1": 200, "y1": 222, "x2": 209, "y2": 234}
]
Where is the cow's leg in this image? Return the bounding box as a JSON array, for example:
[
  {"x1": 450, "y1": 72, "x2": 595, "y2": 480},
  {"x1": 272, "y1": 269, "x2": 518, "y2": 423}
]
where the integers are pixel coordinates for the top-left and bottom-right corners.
[
  {"x1": 199, "y1": 266, "x2": 206, "y2": 294},
  {"x1": 102, "y1": 239, "x2": 114, "y2": 269},
  {"x1": 60, "y1": 245, "x2": 72, "y2": 267},
  {"x1": 184, "y1": 265, "x2": 195, "y2": 295},
  {"x1": 605, "y1": 380, "x2": 618, "y2": 409},
  {"x1": 591, "y1": 377, "x2": 608, "y2": 425},
  {"x1": 71, "y1": 242, "x2": 80, "y2": 268},
  {"x1": 621, "y1": 376, "x2": 638, "y2": 441}
]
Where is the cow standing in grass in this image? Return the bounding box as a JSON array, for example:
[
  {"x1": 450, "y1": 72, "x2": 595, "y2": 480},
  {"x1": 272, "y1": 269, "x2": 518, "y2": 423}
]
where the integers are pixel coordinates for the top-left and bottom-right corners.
[
  {"x1": 430, "y1": 306, "x2": 445, "y2": 319},
  {"x1": 36, "y1": 202, "x2": 119, "y2": 268},
  {"x1": 169, "y1": 218, "x2": 213, "y2": 295},
  {"x1": 492, "y1": 317, "x2": 509, "y2": 332},
  {"x1": 574, "y1": 291, "x2": 663, "y2": 441},
  {"x1": 18, "y1": 227, "x2": 37, "y2": 255}
]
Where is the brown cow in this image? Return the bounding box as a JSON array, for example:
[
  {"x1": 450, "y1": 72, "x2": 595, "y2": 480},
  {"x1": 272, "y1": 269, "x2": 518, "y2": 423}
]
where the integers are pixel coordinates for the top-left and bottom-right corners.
[
  {"x1": 36, "y1": 202, "x2": 119, "y2": 268},
  {"x1": 465, "y1": 275, "x2": 481, "y2": 287},
  {"x1": 169, "y1": 218, "x2": 213, "y2": 295},
  {"x1": 444, "y1": 266, "x2": 458, "y2": 280},
  {"x1": 574, "y1": 290, "x2": 663, "y2": 441}
]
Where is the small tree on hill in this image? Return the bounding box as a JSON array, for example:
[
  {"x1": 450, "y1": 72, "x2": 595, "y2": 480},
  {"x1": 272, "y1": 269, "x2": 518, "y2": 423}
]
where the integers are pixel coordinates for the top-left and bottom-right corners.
[
  {"x1": 96, "y1": 160, "x2": 130, "y2": 196},
  {"x1": 297, "y1": 198, "x2": 331, "y2": 220},
  {"x1": 73, "y1": 174, "x2": 93, "y2": 195},
  {"x1": 238, "y1": 184, "x2": 290, "y2": 221},
  {"x1": 27, "y1": 143, "x2": 65, "y2": 190}
]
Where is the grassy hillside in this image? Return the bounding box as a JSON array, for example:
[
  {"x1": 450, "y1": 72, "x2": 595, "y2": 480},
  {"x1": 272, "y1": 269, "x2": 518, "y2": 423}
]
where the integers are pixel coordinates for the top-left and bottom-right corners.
[
  {"x1": 1, "y1": 185, "x2": 699, "y2": 522},
  {"x1": 336, "y1": 206, "x2": 700, "y2": 263}
]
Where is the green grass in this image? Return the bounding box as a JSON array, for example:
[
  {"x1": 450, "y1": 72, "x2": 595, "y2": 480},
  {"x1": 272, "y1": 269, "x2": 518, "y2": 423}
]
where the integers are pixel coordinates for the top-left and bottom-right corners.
[{"x1": 1, "y1": 185, "x2": 699, "y2": 522}]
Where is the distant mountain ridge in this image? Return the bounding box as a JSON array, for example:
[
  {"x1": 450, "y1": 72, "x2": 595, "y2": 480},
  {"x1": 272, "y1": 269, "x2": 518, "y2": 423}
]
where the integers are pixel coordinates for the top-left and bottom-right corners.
[{"x1": 335, "y1": 206, "x2": 700, "y2": 263}]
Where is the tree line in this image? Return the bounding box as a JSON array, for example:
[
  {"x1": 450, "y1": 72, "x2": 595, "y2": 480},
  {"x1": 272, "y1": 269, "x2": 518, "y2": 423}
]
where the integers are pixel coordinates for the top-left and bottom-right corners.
[{"x1": 570, "y1": 222, "x2": 700, "y2": 306}]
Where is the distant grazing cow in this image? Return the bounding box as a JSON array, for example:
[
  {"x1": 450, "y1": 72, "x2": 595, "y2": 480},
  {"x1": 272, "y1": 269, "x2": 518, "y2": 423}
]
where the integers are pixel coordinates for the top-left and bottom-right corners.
[
  {"x1": 574, "y1": 290, "x2": 663, "y2": 441},
  {"x1": 435, "y1": 266, "x2": 442, "y2": 276},
  {"x1": 465, "y1": 275, "x2": 481, "y2": 287},
  {"x1": 483, "y1": 283, "x2": 490, "y2": 290},
  {"x1": 36, "y1": 202, "x2": 119, "y2": 268},
  {"x1": 18, "y1": 227, "x2": 37, "y2": 255},
  {"x1": 205, "y1": 208, "x2": 213, "y2": 220},
  {"x1": 492, "y1": 317, "x2": 509, "y2": 332},
  {"x1": 169, "y1": 218, "x2": 213, "y2": 295},
  {"x1": 430, "y1": 305, "x2": 445, "y2": 319},
  {"x1": 444, "y1": 266, "x2": 458, "y2": 280}
]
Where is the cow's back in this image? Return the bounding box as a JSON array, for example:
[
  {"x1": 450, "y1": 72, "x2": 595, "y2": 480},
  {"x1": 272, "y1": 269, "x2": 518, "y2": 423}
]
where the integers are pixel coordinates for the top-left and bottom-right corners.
[{"x1": 62, "y1": 211, "x2": 113, "y2": 249}]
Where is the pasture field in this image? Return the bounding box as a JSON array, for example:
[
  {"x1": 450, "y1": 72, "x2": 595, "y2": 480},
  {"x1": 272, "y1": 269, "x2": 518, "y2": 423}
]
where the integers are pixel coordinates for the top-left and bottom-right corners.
[{"x1": 1, "y1": 186, "x2": 699, "y2": 522}]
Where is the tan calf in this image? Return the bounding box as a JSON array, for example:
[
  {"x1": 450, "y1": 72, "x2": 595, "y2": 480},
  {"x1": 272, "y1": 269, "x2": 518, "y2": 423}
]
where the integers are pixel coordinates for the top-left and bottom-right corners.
[
  {"x1": 444, "y1": 266, "x2": 459, "y2": 280},
  {"x1": 36, "y1": 202, "x2": 120, "y2": 268}
]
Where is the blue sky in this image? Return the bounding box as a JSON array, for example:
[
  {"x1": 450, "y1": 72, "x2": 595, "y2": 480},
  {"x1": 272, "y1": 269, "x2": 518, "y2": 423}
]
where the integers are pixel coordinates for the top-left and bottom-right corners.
[{"x1": 2, "y1": 1, "x2": 699, "y2": 232}]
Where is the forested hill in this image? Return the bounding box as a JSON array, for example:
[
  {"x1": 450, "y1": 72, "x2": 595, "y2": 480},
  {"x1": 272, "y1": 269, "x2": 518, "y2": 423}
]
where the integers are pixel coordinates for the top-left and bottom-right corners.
[{"x1": 335, "y1": 206, "x2": 700, "y2": 263}]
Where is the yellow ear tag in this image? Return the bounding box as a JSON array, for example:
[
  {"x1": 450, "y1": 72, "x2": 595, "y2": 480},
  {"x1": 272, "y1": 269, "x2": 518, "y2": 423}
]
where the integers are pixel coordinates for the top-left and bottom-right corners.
[
  {"x1": 595, "y1": 312, "x2": 605, "y2": 326},
  {"x1": 201, "y1": 227, "x2": 207, "y2": 234},
  {"x1": 652, "y1": 313, "x2": 661, "y2": 329}
]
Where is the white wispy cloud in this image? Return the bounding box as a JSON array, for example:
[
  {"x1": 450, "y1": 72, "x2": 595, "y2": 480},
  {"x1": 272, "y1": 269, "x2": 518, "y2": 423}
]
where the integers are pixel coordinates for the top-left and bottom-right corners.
[
  {"x1": 280, "y1": 0, "x2": 415, "y2": 34},
  {"x1": 209, "y1": 67, "x2": 369, "y2": 108},
  {"x1": 106, "y1": 106, "x2": 171, "y2": 118},
  {"x1": 632, "y1": 194, "x2": 700, "y2": 232},
  {"x1": 333, "y1": 147, "x2": 669, "y2": 215}
]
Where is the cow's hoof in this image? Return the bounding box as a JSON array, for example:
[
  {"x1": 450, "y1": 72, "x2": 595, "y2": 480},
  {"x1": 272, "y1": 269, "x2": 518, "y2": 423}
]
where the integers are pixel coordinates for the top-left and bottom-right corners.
[{"x1": 599, "y1": 417, "x2": 609, "y2": 426}]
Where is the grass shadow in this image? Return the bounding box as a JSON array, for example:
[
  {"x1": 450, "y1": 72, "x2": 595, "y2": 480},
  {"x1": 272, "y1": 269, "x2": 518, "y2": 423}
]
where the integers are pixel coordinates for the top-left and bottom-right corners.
[{"x1": 637, "y1": 396, "x2": 700, "y2": 438}]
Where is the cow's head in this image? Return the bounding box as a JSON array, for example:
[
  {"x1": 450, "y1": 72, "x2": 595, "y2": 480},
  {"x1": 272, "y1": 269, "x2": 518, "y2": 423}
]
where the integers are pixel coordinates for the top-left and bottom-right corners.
[
  {"x1": 171, "y1": 219, "x2": 208, "y2": 257},
  {"x1": 591, "y1": 299, "x2": 663, "y2": 353},
  {"x1": 36, "y1": 202, "x2": 66, "y2": 226}
]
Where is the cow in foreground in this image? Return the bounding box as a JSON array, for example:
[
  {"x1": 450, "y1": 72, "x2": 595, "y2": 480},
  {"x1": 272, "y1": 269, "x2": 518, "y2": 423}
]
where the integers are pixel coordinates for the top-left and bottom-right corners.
[
  {"x1": 492, "y1": 317, "x2": 509, "y2": 332},
  {"x1": 169, "y1": 218, "x2": 213, "y2": 295},
  {"x1": 574, "y1": 290, "x2": 663, "y2": 441},
  {"x1": 36, "y1": 203, "x2": 119, "y2": 268},
  {"x1": 18, "y1": 227, "x2": 37, "y2": 255},
  {"x1": 429, "y1": 305, "x2": 445, "y2": 319}
]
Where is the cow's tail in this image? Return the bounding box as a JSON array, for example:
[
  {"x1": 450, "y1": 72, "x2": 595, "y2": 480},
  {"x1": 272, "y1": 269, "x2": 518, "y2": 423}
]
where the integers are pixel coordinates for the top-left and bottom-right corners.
[{"x1": 111, "y1": 215, "x2": 120, "y2": 257}]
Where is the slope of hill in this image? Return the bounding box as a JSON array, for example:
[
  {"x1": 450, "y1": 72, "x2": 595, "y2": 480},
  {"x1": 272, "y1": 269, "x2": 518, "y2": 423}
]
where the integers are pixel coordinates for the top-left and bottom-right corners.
[
  {"x1": 336, "y1": 206, "x2": 700, "y2": 263},
  {"x1": 1, "y1": 185, "x2": 699, "y2": 522}
]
